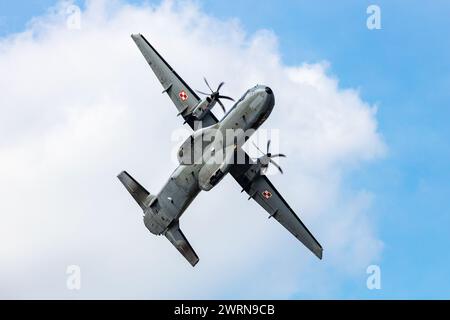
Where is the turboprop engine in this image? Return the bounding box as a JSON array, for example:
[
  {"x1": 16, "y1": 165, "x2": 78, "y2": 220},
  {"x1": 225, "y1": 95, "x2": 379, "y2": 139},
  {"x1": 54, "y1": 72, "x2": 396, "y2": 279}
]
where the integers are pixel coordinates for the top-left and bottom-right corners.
[{"x1": 187, "y1": 77, "x2": 234, "y2": 120}]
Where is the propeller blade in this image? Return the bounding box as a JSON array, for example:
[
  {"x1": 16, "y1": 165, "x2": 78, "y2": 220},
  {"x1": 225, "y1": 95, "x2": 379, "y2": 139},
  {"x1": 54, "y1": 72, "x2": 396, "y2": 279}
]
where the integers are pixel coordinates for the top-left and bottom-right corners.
[
  {"x1": 218, "y1": 95, "x2": 235, "y2": 101},
  {"x1": 217, "y1": 99, "x2": 226, "y2": 113},
  {"x1": 217, "y1": 81, "x2": 225, "y2": 92},
  {"x1": 270, "y1": 153, "x2": 287, "y2": 158},
  {"x1": 269, "y1": 158, "x2": 283, "y2": 174},
  {"x1": 197, "y1": 90, "x2": 211, "y2": 96},
  {"x1": 267, "y1": 139, "x2": 271, "y2": 154},
  {"x1": 252, "y1": 142, "x2": 265, "y2": 155},
  {"x1": 204, "y1": 77, "x2": 213, "y2": 92}
]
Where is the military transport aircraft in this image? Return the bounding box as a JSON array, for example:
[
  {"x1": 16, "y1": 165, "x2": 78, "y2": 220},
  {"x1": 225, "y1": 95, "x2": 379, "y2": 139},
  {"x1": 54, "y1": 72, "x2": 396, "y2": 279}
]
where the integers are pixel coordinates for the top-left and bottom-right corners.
[{"x1": 118, "y1": 34, "x2": 323, "y2": 266}]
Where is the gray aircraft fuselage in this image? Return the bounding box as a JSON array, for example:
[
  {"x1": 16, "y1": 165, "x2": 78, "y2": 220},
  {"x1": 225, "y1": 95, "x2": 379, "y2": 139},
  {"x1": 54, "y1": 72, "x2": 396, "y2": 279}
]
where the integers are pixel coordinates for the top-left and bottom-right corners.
[
  {"x1": 120, "y1": 33, "x2": 323, "y2": 266},
  {"x1": 144, "y1": 85, "x2": 274, "y2": 235}
]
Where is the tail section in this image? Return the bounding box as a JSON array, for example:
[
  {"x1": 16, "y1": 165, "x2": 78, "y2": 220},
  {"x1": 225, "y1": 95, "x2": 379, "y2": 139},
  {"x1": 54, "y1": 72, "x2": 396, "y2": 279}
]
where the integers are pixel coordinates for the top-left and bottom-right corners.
[
  {"x1": 118, "y1": 170, "x2": 199, "y2": 267},
  {"x1": 165, "y1": 221, "x2": 199, "y2": 267},
  {"x1": 117, "y1": 171, "x2": 155, "y2": 210}
]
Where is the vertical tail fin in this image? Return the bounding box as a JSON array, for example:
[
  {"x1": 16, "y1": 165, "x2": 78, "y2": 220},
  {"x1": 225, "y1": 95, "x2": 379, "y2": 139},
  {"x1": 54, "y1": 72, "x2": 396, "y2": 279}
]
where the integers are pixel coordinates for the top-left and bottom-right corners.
[{"x1": 117, "y1": 171, "x2": 154, "y2": 210}]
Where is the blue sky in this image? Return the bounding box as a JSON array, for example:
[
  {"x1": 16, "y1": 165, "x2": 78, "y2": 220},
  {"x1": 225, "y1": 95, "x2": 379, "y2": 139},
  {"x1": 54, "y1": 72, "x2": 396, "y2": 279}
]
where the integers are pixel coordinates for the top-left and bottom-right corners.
[
  {"x1": 201, "y1": 0, "x2": 450, "y2": 299},
  {"x1": 1, "y1": 0, "x2": 449, "y2": 299}
]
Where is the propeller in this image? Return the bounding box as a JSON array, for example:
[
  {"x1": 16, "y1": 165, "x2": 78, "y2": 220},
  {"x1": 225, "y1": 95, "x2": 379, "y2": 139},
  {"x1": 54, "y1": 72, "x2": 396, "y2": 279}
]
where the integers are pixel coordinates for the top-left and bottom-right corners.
[
  {"x1": 197, "y1": 77, "x2": 234, "y2": 113},
  {"x1": 253, "y1": 139, "x2": 286, "y2": 174}
]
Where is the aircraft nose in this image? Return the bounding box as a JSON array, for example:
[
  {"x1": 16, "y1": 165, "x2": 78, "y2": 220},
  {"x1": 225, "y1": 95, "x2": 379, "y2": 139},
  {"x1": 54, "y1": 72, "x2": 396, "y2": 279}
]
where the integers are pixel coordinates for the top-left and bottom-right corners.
[{"x1": 265, "y1": 86, "x2": 273, "y2": 95}]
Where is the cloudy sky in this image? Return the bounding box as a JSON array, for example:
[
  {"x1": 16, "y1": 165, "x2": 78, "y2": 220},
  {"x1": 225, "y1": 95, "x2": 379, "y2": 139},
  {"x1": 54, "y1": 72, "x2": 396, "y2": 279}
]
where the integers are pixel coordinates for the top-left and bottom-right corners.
[{"x1": 0, "y1": 0, "x2": 449, "y2": 299}]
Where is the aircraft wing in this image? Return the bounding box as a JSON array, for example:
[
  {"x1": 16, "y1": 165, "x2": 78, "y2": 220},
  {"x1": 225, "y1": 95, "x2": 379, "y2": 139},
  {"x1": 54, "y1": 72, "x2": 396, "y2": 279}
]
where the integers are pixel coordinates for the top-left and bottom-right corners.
[
  {"x1": 231, "y1": 164, "x2": 323, "y2": 259},
  {"x1": 131, "y1": 34, "x2": 218, "y2": 129}
]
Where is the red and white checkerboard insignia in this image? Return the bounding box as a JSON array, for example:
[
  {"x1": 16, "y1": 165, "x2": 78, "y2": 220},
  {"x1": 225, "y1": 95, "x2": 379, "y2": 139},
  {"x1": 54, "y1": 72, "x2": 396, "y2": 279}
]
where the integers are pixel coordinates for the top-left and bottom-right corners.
[
  {"x1": 179, "y1": 90, "x2": 188, "y2": 101},
  {"x1": 262, "y1": 190, "x2": 272, "y2": 199}
]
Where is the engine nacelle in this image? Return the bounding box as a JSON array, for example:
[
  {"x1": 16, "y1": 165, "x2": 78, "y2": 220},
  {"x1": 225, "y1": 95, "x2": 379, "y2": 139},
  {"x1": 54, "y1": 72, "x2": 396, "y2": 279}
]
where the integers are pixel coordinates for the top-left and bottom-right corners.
[{"x1": 191, "y1": 98, "x2": 214, "y2": 120}]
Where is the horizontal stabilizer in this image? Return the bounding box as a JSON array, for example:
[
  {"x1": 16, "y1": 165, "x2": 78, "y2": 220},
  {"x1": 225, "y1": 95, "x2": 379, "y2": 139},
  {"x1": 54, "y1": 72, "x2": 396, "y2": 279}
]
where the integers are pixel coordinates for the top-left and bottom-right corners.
[
  {"x1": 165, "y1": 221, "x2": 199, "y2": 267},
  {"x1": 117, "y1": 171, "x2": 152, "y2": 210}
]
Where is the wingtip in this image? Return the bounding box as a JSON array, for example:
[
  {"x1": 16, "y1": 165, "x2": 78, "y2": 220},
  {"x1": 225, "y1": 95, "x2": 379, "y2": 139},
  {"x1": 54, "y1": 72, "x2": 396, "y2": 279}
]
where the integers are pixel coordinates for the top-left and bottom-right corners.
[
  {"x1": 117, "y1": 170, "x2": 127, "y2": 179},
  {"x1": 131, "y1": 34, "x2": 142, "y2": 42},
  {"x1": 190, "y1": 258, "x2": 200, "y2": 267},
  {"x1": 316, "y1": 248, "x2": 323, "y2": 260}
]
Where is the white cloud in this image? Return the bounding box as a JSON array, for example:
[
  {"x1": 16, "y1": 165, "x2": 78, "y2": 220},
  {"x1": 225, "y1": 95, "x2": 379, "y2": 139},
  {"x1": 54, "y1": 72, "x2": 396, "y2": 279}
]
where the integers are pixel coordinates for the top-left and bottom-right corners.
[{"x1": 0, "y1": 0, "x2": 385, "y2": 298}]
